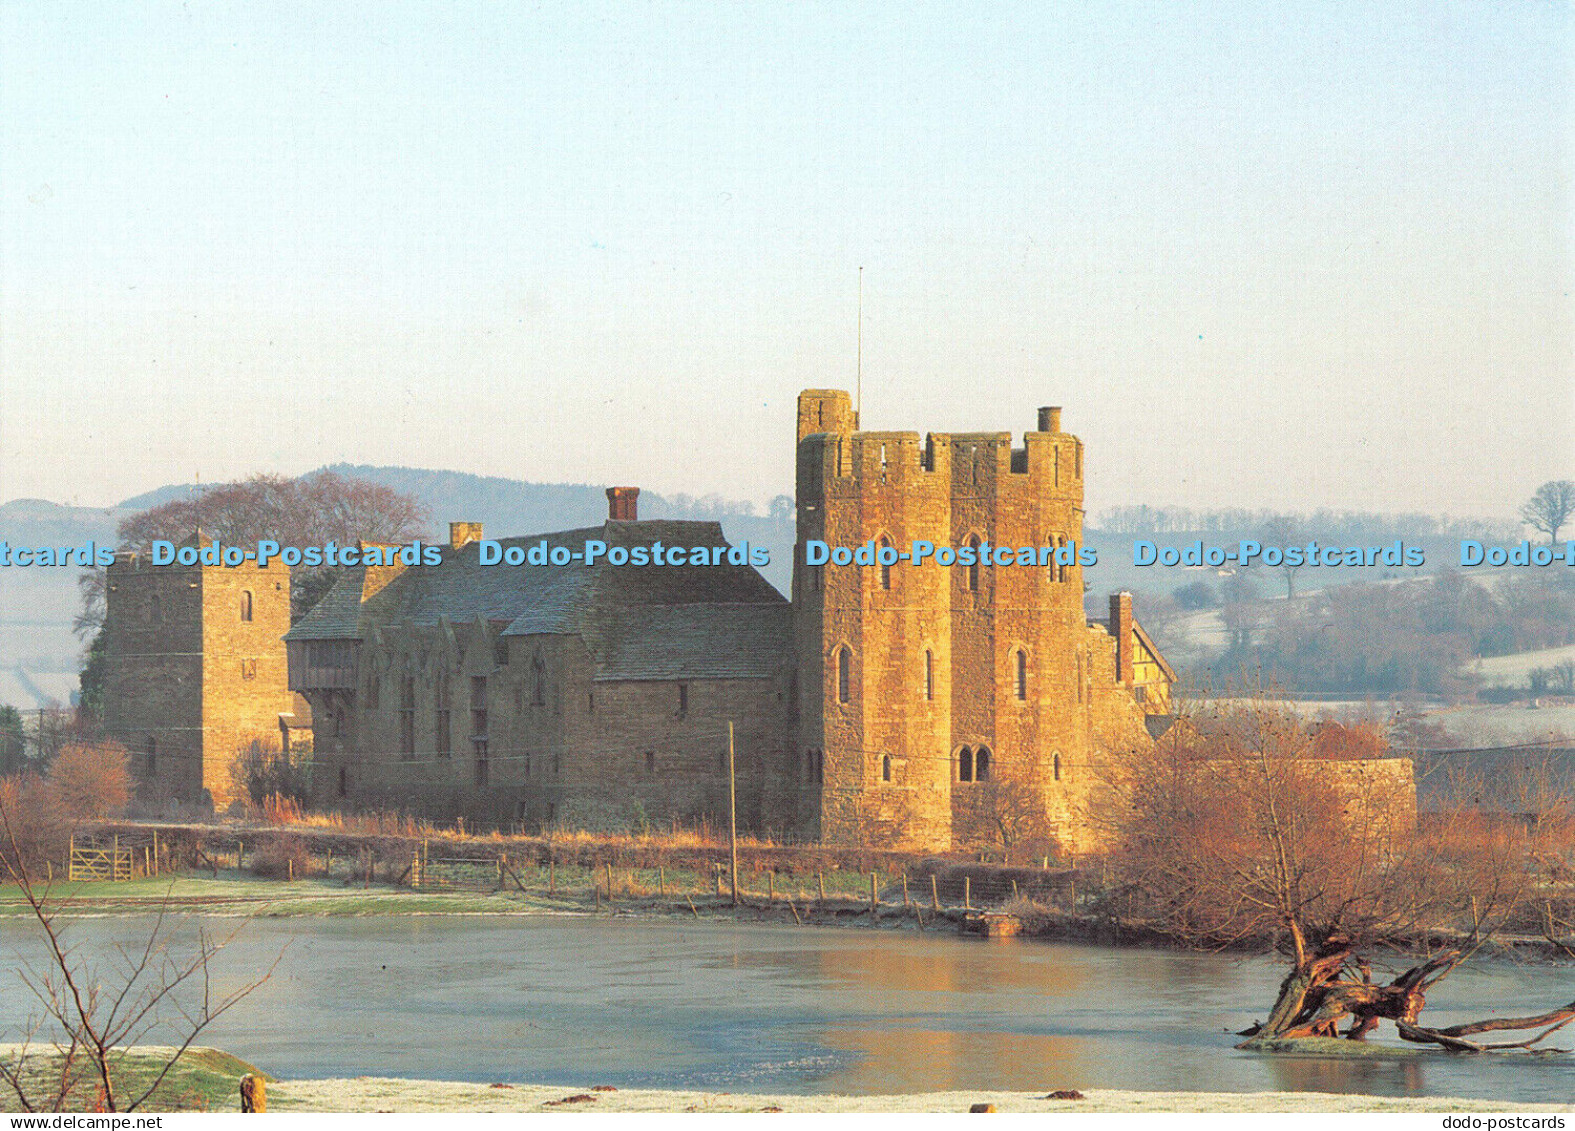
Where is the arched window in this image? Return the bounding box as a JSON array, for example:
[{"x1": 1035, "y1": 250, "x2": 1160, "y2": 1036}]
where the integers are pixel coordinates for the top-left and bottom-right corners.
[
  {"x1": 1015, "y1": 649, "x2": 1028, "y2": 700},
  {"x1": 958, "y1": 746, "x2": 974, "y2": 782},
  {"x1": 975, "y1": 746, "x2": 992, "y2": 781},
  {"x1": 532, "y1": 653, "x2": 547, "y2": 706},
  {"x1": 836, "y1": 647, "x2": 852, "y2": 704},
  {"x1": 239, "y1": 590, "x2": 253, "y2": 622},
  {"x1": 966, "y1": 535, "x2": 981, "y2": 593},
  {"x1": 881, "y1": 754, "x2": 892, "y2": 783},
  {"x1": 1053, "y1": 752, "x2": 1062, "y2": 782},
  {"x1": 924, "y1": 650, "x2": 934, "y2": 701},
  {"x1": 878, "y1": 535, "x2": 893, "y2": 590}
]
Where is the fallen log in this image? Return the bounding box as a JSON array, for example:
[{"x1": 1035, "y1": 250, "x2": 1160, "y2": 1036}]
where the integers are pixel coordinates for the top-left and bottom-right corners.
[
  {"x1": 1397, "y1": 1002, "x2": 1575, "y2": 1054},
  {"x1": 1241, "y1": 945, "x2": 1573, "y2": 1056}
]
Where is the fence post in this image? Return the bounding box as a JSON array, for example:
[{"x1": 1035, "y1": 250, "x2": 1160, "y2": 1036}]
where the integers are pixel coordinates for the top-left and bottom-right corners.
[
  {"x1": 68, "y1": 835, "x2": 75, "y2": 883},
  {"x1": 817, "y1": 872, "x2": 826, "y2": 903},
  {"x1": 931, "y1": 873, "x2": 940, "y2": 910},
  {"x1": 767, "y1": 872, "x2": 774, "y2": 902},
  {"x1": 902, "y1": 874, "x2": 911, "y2": 908},
  {"x1": 605, "y1": 862, "x2": 613, "y2": 901},
  {"x1": 869, "y1": 871, "x2": 878, "y2": 913},
  {"x1": 548, "y1": 858, "x2": 555, "y2": 895},
  {"x1": 658, "y1": 865, "x2": 666, "y2": 898},
  {"x1": 964, "y1": 876, "x2": 972, "y2": 911}
]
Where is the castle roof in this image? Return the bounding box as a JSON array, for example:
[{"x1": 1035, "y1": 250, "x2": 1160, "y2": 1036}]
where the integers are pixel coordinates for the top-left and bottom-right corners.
[{"x1": 285, "y1": 519, "x2": 789, "y2": 682}]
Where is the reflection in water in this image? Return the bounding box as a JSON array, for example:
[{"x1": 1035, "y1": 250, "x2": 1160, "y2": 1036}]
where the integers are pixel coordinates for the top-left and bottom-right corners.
[
  {"x1": 820, "y1": 1028, "x2": 1095, "y2": 1094},
  {"x1": 0, "y1": 916, "x2": 1567, "y2": 1102},
  {"x1": 1264, "y1": 1055, "x2": 1428, "y2": 1098}
]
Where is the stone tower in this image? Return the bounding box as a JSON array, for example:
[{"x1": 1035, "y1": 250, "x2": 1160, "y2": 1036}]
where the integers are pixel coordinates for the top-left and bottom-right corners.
[
  {"x1": 792, "y1": 390, "x2": 1101, "y2": 850},
  {"x1": 102, "y1": 538, "x2": 298, "y2": 809}
]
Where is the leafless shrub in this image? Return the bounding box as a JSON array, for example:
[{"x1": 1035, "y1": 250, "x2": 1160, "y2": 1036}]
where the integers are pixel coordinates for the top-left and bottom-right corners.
[{"x1": 0, "y1": 798, "x2": 279, "y2": 1111}]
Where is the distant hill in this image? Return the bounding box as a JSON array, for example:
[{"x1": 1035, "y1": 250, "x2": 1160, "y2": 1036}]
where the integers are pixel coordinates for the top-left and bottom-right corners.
[
  {"x1": 0, "y1": 468, "x2": 794, "y2": 707},
  {"x1": 0, "y1": 470, "x2": 1524, "y2": 709},
  {"x1": 315, "y1": 464, "x2": 794, "y2": 592}
]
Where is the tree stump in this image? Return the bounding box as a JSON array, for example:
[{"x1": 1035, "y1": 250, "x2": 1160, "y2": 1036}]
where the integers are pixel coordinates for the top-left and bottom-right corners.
[{"x1": 240, "y1": 1074, "x2": 266, "y2": 1113}]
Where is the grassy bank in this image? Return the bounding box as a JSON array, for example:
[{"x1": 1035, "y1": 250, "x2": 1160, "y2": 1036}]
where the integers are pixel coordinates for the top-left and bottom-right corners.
[
  {"x1": 0, "y1": 870, "x2": 986, "y2": 929},
  {"x1": 0, "y1": 1046, "x2": 260, "y2": 1113}
]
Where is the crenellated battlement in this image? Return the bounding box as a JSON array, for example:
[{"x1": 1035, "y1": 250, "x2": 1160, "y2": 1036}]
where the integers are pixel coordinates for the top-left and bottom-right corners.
[{"x1": 794, "y1": 389, "x2": 1083, "y2": 506}]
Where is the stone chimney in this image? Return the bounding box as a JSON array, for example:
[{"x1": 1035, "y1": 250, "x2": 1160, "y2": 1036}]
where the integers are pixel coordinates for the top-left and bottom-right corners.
[
  {"x1": 1110, "y1": 591, "x2": 1134, "y2": 685},
  {"x1": 1038, "y1": 406, "x2": 1062, "y2": 433},
  {"x1": 606, "y1": 487, "x2": 640, "y2": 521},
  {"x1": 449, "y1": 522, "x2": 484, "y2": 550}
]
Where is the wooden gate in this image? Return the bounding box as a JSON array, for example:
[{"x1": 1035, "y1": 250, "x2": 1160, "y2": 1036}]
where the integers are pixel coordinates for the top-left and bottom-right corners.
[
  {"x1": 68, "y1": 837, "x2": 132, "y2": 882},
  {"x1": 409, "y1": 842, "x2": 519, "y2": 890}
]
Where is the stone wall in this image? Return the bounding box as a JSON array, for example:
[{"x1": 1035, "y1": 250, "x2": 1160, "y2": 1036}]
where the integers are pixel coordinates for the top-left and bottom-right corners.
[{"x1": 307, "y1": 620, "x2": 791, "y2": 834}]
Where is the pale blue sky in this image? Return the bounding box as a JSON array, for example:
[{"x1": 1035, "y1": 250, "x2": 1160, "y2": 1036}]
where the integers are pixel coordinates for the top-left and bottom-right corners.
[{"x1": 1, "y1": 2, "x2": 1568, "y2": 518}]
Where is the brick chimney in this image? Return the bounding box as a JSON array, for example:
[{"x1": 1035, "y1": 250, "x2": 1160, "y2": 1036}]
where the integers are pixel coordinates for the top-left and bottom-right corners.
[
  {"x1": 1110, "y1": 591, "x2": 1134, "y2": 685},
  {"x1": 606, "y1": 486, "x2": 640, "y2": 521},
  {"x1": 449, "y1": 522, "x2": 484, "y2": 550},
  {"x1": 1038, "y1": 406, "x2": 1062, "y2": 433}
]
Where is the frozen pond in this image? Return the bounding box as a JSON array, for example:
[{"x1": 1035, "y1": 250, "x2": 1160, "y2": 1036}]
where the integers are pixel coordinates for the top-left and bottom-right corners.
[{"x1": 1, "y1": 915, "x2": 1570, "y2": 1101}]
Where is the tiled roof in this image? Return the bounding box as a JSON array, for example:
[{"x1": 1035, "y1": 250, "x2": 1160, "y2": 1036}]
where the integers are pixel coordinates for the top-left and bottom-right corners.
[
  {"x1": 582, "y1": 603, "x2": 790, "y2": 681},
  {"x1": 286, "y1": 520, "x2": 789, "y2": 681}
]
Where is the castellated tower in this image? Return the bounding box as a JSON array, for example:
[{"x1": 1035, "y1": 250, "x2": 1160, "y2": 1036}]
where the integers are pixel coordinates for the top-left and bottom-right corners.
[
  {"x1": 102, "y1": 539, "x2": 300, "y2": 810},
  {"x1": 792, "y1": 389, "x2": 1103, "y2": 851}
]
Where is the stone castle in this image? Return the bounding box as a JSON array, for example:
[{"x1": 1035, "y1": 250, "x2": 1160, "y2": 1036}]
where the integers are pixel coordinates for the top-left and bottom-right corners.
[{"x1": 103, "y1": 390, "x2": 1173, "y2": 849}]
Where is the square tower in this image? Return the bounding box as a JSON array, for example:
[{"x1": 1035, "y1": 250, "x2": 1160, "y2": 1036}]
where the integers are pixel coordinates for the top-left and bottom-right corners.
[
  {"x1": 102, "y1": 539, "x2": 299, "y2": 809},
  {"x1": 792, "y1": 389, "x2": 1150, "y2": 854}
]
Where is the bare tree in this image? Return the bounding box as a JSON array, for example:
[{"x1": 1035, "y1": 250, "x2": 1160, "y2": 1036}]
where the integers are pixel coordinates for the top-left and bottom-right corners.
[
  {"x1": 76, "y1": 470, "x2": 429, "y2": 639},
  {"x1": 1260, "y1": 515, "x2": 1303, "y2": 599},
  {"x1": 1097, "y1": 688, "x2": 1575, "y2": 1051},
  {"x1": 977, "y1": 779, "x2": 1062, "y2": 864},
  {"x1": 0, "y1": 799, "x2": 278, "y2": 1111},
  {"x1": 1521, "y1": 479, "x2": 1575, "y2": 545}
]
